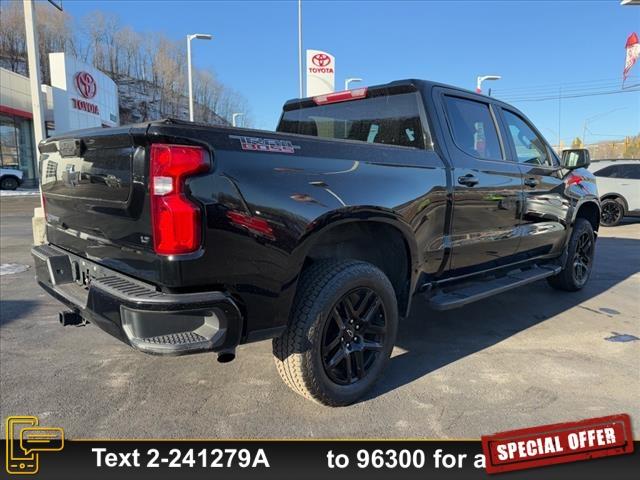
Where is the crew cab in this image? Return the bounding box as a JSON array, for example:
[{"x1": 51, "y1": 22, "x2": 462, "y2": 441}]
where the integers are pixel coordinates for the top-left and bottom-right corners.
[{"x1": 32, "y1": 80, "x2": 599, "y2": 406}]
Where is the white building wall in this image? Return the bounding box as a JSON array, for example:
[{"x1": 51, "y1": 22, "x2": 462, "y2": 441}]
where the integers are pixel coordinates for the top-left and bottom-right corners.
[
  {"x1": 49, "y1": 52, "x2": 119, "y2": 134},
  {"x1": 0, "y1": 68, "x2": 33, "y2": 114}
]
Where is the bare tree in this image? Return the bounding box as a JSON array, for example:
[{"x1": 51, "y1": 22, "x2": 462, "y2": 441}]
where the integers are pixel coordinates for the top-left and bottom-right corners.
[
  {"x1": 0, "y1": 4, "x2": 250, "y2": 126},
  {"x1": 0, "y1": 2, "x2": 26, "y2": 74},
  {"x1": 35, "y1": 3, "x2": 77, "y2": 83}
]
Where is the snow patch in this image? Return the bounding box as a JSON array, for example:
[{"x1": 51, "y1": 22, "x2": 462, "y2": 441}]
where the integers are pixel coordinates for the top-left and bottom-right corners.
[
  {"x1": 0, "y1": 263, "x2": 30, "y2": 275},
  {"x1": 0, "y1": 189, "x2": 39, "y2": 197}
]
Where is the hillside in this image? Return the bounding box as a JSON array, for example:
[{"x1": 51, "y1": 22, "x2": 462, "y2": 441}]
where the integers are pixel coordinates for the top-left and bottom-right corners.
[{"x1": 0, "y1": 3, "x2": 247, "y2": 127}]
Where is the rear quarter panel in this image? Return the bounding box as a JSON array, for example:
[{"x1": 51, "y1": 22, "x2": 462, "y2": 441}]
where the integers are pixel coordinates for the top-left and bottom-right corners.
[{"x1": 154, "y1": 124, "x2": 450, "y2": 337}]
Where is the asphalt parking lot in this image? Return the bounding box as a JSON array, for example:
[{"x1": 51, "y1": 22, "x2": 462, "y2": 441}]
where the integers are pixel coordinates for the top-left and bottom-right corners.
[{"x1": 1, "y1": 195, "x2": 638, "y2": 439}]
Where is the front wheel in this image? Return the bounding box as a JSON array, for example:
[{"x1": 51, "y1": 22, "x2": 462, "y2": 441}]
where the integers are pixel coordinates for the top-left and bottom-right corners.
[
  {"x1": 547, "y1": 218, "x2": 595, "y2": 291},
  {"x1": 600, "y1": 198, "x2": 624, "y2": 227},
  {"x1": 273, "y1": 260, "x2": 398, "y2": 406},
  {"x1": 0, "y1": 176, "x2": 19, "y2": 190}
]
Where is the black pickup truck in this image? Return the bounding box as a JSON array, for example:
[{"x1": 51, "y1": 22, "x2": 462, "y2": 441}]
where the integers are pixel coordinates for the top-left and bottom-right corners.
[{"x1": 33, "y1": 79, "x2": 599, "y2": 406}]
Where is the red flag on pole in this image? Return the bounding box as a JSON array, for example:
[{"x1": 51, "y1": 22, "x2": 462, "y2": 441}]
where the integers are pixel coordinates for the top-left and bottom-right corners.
[{"x1": 623, "y1": 32, "x2": 640, "y2": 85}]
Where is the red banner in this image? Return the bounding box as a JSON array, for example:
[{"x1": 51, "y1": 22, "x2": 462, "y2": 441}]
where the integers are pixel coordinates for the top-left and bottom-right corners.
[{"x1": 482, "y1": 414, "x2": 634, "y2": 474}]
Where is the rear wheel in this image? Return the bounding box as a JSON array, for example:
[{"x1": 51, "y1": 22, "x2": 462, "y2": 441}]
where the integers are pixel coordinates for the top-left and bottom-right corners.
[
  {"x1": 600, "y1": 198, "x2": 624, "y2": 227},
  {"x1": 273, "y1": 260, "x2": 398, "y2": 406},
  {"x1": 0, "y1": 176, "x2": 19, "y2": 190},
  {"x1": 547, "y1": 218, "x2": 595, "y2": 291}
]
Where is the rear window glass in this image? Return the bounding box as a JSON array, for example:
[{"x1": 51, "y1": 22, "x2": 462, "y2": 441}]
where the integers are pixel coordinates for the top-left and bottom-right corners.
[{"x1": 277, "y1": 92, "x2": 426, "y2": 149}]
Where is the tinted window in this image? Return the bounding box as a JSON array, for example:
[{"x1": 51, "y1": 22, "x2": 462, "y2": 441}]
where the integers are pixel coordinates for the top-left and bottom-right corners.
[
  {"x1": 595, "y1": 164, "x2": 640, "y2": 179},
  {"x1": 594, "y1": 165, "x2": 618, "y2": 178},
  {"x1": 277, "y1": 92, "x2": 425, "y2": 148},
  {"x1": 443, "y1": 96, "x2": 502, "y2": 161},
  {"x1": 625, "y1": 164, "x2": 640, "y2": 179},
  {"x1": 503, "y1": 110, "x2": 552, "y2": 166}
]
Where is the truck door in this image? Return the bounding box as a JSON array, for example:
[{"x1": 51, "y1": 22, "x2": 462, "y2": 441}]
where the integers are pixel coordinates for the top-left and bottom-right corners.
[
  {"x1": 497, "y1": 107, "x2": 568, "y2": 259},
  {"x1": 434, "y1": 90, "x2": 523, "y2": 274}
]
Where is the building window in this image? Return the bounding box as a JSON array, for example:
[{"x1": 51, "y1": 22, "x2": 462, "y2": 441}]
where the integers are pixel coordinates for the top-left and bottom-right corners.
[{"x1": 0, "y1": 114, "x2": 36, "y2": 184}]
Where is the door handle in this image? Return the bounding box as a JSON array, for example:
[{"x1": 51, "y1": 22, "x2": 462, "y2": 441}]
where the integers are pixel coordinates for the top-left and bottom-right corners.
[
  {"x1": 458, "y1": 174, "x2": 479, "y2": 187},
  {"x1": 524, "y1": 177, "x2": 539, "y2": 188}
]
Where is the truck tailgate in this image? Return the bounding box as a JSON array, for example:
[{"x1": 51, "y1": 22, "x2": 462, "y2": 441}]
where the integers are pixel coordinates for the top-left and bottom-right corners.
[{"x1": 39, "y1": 125, "x2": 155, "y2": 279}]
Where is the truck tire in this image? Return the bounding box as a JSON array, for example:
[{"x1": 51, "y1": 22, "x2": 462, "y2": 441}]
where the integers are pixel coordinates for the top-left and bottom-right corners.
[
  {"x1": 273, "y1": 260, "x2": 398, "y2": 406},
  {"x1": 0, "y1": 176, "x2": 19, "y2": 190},
  {"x1": 547, "y1": 218, "x2": 595, "y2": 292}
]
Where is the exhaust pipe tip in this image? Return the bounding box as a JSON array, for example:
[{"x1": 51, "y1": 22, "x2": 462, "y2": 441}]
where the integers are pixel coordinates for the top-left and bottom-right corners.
[
  {"x1": 217, "y1": 350, "x2": 236, "y2": 363},
  {"x1": 59, "y1": 310, "x2": 84, "y2": 326}
]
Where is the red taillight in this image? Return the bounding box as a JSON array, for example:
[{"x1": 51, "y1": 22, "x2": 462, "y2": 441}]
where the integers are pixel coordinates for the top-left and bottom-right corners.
[
  {"x1": 313, "y1": 87, "x2": 368, "y2": 105},
  {"x1": 567, "y1": 174, "x2": 583, "y2": 186},
  {"x1": 150, "y1": 144, "x2": 209, "y2": 255}
]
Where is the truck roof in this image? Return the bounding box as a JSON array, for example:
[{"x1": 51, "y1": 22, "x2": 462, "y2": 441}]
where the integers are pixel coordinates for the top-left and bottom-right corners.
[{"x1": 282, "y1": 78, "x2": 491, "y2": 110}]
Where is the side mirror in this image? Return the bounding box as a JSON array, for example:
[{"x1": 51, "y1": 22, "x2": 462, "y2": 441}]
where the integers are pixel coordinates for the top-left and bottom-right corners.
[{"x1": 561, "y1": 148, "x2": 591, "y2": 170}]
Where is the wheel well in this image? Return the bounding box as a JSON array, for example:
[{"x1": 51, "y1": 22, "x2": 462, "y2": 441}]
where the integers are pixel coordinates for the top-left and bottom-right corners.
[
  {"x1": 1, "y1": 174, "x2": 19, "y2": 182},
  {"x1": 576, "y1": 202, "x2": 600, "y2": 233},
  {"x1": 303, "y1": 222, "x2": 412, "y2": 316},
  {"x1": 600, "y1": 194, "x2": 627, "y2": 213}
]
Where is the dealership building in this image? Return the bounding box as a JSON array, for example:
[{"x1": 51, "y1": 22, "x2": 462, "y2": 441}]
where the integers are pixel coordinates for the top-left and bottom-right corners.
[{"x1": 0, "y1": 53, "x2": 119, "y2": 186}]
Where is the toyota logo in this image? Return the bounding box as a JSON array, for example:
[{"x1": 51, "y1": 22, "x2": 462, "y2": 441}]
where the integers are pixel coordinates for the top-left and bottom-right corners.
[
  {"x1": 75, "y1": 71, "x2": 97, "y2": 99},
  {"x1": 311, "y1": 53, "x2": 331, "y2": 67}
]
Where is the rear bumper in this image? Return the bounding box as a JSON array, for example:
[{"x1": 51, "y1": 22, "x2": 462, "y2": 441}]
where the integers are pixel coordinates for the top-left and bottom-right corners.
[{"x1": 32, "y1": 244, "x2": 243, "y2": 356}]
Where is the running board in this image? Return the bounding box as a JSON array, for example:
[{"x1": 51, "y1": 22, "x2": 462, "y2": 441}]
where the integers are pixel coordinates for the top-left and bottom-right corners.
[{"x1": 428, "y1": 265, "x2": 562, "y2": 311}]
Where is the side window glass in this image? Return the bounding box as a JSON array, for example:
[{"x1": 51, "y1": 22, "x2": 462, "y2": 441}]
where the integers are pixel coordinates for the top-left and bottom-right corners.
[
  {"x1": 594, "y1": 165, "x2": 615, "y2": 178},
  {"x1": 503, "y1": 110, "x2": 551, "y2": 166},
  {"x1": 621, "y1": 164, "x2": 640, "y2": 180},
  {"x1": 611, "y1": 165, "x2": 624, "y2": 179},
  {"x1": 443, "y1": 96, "x2": 503, "y2": 161},
  {"x1": 607, "y1": 166, "x2": 622, "y2": 178}
]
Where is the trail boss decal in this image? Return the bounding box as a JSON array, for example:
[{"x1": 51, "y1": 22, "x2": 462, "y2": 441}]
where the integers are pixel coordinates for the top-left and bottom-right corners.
[{"x1": 230, "y1": 135, "x2": 299, "y2": 154}]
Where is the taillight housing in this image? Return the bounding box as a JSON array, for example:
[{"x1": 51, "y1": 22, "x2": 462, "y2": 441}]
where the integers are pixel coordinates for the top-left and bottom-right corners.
[{"x1": 150, "y1": 144, "x2": 209, "y2": 255}]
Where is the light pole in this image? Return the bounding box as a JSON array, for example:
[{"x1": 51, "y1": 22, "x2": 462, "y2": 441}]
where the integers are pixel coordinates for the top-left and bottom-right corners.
[
  {"x1": 298, "y1": 0, "x2": 303, "y2": 98},
  {"x1": 232, "y1": 113, "x2": 244, "y2": 127},
  {"x1": 344, "y1": 77, "x2": 363, "y2": 90},
  {"x1": 476, "y1": 75, "x2": 501, "y2": 94},
  {"x1": 23, "y1": 0, "x2": 48, "y2": 244},
  {"x1": 187, "y1": 33, "x2": 212, "y2": 122}
]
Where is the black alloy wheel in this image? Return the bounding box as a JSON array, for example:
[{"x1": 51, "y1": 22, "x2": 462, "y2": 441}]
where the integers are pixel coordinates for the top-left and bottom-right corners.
[
  {"x1": 321, "y1": 287, "x2": 387, "y2": 385},
  {"x1": 572, "y1": 230, "x2": 594, "y2": 287},
  {"x1": 273, "y1": 259, "x2": 398, "y2": 406},
  {"x1": 547, "y1": 218, "x2": 595, "y2": 292},
  {"x1": 600, "y1": 199, "x2": 624, "y2": 227}
]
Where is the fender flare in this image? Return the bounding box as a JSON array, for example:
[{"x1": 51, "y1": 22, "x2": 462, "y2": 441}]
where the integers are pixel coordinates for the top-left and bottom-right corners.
[{"x1": 290, "y1": 206, "x2": 421, "y2": 312}]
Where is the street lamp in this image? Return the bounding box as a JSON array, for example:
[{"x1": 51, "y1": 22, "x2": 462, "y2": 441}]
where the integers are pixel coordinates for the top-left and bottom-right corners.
[
  {"x1": 187, "y1": 33, "x2": 213, "y2": 122},
  {"x1": 344, "y1": 77, "x2": 363, "y2": 90},
  {"x1": 232, "y1": 113, "x2": 244, "y2": 127},
  {"x1": 476, "y1": 75, "x2": 501, "y2": 94}
]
